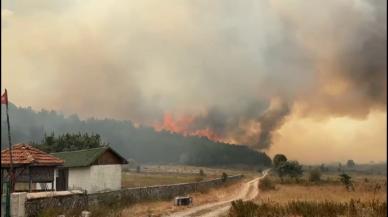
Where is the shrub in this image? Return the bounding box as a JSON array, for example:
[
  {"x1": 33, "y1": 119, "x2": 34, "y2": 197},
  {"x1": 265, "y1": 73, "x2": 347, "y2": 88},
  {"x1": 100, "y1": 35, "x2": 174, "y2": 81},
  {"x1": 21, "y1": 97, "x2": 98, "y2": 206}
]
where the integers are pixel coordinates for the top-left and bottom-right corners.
[
  {"x1": 308, "y1": 169, "x2": 322, "y2": 182},
  {"x1": 199, "y1": 169, "x2": 205, "y2": 176},
  {"x1": 221, "y1": 172, "x2": 228, "y2": 182},
  {"x1": 228, "y1": 199, "x2": 387, "y2": 217},
  {"x1": 229, "y1": 200, "x2": 258, "y2": 217},
  {"x1": 258, "y1": 177, "x2": 276, "y2": 191},
  {"x1": 339, "y1": 173, "x2": 355, "y2": 191}
]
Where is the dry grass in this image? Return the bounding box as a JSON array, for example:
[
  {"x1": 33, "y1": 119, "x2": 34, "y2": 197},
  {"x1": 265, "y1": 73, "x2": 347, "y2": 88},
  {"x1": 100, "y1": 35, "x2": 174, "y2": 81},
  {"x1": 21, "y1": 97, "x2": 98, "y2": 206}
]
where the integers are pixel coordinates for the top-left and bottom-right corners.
[
  {"x1": 256, "y1": 175, "x2": 387, "y2": 203},
  {"x1": 122, "y1": 172, "x2": 208, "y2": 188},
  {"x1": 122, "y1": 164, "x2": 260, "y2": 188},
  {"x1": 120, "y1": 179, "x2": 246, "y2": 217},
  {"x1": 226, "y1": 174, "x2": 387, "y2": 217}
]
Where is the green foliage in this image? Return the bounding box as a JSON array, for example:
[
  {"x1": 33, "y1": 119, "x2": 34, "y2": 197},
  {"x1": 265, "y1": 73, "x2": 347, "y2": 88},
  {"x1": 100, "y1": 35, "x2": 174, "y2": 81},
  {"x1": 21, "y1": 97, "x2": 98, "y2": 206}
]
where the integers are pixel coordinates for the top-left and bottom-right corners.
[
  {"x1": 228, "y1": 199, "x2": 387, "y2": 217},
  {"x1": 277, "y1": 161, "x2": 304, "y2": 181},
  {"x1": 258, "y1": 177, "x2": 275, "y2": 191},
  {"x1": 309, "y1": 169, "x2": 322, "y2": 182},
  {"x1": 1, "y1": 103, "x2": 272, "y2": 167},
  {"x1": 273, "y1": 154, "x2": 287, "y2": 168},
  {"x1": 33, "y1": 132, "x2": 105, "y2": 152}
]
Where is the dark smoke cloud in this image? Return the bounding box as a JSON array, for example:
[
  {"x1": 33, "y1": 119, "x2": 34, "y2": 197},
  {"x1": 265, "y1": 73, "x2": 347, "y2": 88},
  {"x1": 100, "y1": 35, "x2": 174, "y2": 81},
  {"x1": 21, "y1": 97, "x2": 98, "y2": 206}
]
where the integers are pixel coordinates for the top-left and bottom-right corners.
[
  {"x1": 256, "y1": 101, "x2": 290, "y2": 149},
  {"x1": 2, "y1": 0, "x2": 386, "y2": 150}
]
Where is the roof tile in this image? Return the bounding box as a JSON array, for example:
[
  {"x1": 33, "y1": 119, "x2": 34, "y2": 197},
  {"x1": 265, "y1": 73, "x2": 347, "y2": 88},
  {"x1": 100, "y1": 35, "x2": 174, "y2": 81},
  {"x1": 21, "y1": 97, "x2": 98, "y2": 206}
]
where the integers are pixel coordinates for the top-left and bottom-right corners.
[{"x1": 1, "y1": 144, "x2": 64, "y2": 167}]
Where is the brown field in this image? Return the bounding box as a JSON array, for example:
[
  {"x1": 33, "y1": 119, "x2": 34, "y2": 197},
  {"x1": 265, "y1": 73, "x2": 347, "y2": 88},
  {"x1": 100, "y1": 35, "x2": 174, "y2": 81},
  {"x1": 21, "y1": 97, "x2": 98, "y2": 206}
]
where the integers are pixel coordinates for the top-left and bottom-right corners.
[
  {"x1": 122, "y1": 172, "x2": 208, "y2": 188},
  {"x1": 122, "y1": 164, "x2": 259, "y2": 188},
  {"x1": 256, "y1": 174, "x2": 387, "y2": 203},
  {"x1": 225, "y1": 173, "x2": 387, "y2": 217}
]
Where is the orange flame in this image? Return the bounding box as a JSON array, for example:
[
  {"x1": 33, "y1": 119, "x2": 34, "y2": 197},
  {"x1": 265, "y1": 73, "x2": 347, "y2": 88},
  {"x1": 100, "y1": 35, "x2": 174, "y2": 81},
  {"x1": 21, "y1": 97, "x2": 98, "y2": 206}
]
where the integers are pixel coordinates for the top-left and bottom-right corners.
[{"x1": 154, "y1": 113, "x2": 222, "y2": 142}]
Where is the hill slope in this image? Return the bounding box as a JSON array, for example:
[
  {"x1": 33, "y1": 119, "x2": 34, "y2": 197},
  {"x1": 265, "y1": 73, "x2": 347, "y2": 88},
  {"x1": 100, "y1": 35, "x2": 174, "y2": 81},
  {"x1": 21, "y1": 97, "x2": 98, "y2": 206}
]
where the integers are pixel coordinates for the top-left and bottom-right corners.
[{"x1": 1, "y1": 103, "x2": 271, "y2": 167}]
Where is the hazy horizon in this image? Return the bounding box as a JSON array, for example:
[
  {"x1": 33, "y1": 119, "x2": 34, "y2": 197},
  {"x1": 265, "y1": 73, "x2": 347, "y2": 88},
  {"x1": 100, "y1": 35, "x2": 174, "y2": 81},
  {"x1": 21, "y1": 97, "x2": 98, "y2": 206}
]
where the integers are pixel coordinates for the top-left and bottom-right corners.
[{"x1": 2, "y1": 0, "x2": 387, "y2": 164}]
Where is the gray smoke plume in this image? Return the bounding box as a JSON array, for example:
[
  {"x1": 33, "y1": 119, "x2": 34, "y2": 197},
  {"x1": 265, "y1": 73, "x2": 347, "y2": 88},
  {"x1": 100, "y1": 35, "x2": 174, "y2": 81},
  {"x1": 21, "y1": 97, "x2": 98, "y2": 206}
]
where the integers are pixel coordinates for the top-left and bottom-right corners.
[{"x1": 2, "y1": 0, "x2": 386, "y2": 150}]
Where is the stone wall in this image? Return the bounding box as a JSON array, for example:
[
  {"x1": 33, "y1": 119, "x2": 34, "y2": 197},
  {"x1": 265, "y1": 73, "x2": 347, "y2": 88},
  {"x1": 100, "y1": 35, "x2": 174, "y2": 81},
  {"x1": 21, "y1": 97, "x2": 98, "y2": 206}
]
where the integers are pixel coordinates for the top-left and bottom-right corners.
[
  {"x1": 24, "y1": 192, "x2": 87, "y2": 217},
  {"x1": 88, "y1": 174, "x2": 243, "y2": 206},
  {"x1": 23, "y1": 175, "x2": 243, "y2": 217}
]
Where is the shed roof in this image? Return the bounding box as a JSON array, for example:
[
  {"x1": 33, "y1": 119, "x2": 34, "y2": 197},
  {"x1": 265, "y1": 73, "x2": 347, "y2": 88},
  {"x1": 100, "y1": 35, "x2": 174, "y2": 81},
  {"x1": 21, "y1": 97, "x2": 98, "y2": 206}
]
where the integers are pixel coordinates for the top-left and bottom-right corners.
[
  {"x1": 1, "y1": 144, "x2": 64, "y2": 167},
  {"x1": 51, "y1": 146, "x2": 128, "y2": 168}
]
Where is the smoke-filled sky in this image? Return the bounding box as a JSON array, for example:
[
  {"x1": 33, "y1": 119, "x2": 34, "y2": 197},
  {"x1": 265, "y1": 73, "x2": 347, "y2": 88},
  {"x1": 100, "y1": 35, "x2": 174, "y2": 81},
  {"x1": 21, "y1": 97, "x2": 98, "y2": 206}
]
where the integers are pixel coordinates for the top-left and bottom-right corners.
[{"x1": 2, "y1": 0, "x2": 386, "y2": 163}]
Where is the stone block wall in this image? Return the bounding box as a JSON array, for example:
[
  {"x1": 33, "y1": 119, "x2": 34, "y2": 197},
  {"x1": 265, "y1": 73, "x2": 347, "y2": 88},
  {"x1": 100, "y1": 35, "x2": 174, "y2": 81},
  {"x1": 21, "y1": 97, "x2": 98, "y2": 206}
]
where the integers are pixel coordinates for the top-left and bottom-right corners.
[{"x1": 25, "y1": 193, "x2": 88, "y2": 217}]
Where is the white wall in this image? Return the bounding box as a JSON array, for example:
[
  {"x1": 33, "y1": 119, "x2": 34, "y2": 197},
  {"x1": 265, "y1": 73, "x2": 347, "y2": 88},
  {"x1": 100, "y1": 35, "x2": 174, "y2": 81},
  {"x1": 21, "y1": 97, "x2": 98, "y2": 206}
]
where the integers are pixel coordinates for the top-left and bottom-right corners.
[
  {"x1": 67, "y1": 165, "x2": 122, "y2": 193},
  {"x1": 89, "y1": 165, "x2": 122, "y2": 193},
  {"x1": 68, "y1": 167, "x2": 91, "y2": 192}
]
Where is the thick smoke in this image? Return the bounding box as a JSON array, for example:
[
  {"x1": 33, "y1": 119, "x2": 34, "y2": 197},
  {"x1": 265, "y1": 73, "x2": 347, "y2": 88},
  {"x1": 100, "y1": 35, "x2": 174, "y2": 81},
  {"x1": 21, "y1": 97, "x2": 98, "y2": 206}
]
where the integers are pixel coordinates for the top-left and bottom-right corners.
[{"x1": 2, "y1": 0, "x2": 386, "y2": 150}]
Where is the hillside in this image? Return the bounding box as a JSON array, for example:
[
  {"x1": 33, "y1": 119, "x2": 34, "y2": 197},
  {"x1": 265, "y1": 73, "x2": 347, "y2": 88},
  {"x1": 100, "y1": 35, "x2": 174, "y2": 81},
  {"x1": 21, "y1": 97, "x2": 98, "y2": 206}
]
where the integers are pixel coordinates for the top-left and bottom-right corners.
[{"x1": 1, "y1": 103, "x2": 271, "y2": 167}]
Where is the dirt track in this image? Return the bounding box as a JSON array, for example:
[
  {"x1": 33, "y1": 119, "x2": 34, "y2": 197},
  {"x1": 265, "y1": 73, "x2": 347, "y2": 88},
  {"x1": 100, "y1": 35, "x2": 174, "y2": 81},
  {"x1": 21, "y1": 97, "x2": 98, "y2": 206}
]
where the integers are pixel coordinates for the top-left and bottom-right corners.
[{"x1": 165, "y1": 170, "x2": 269, "y2": 217}]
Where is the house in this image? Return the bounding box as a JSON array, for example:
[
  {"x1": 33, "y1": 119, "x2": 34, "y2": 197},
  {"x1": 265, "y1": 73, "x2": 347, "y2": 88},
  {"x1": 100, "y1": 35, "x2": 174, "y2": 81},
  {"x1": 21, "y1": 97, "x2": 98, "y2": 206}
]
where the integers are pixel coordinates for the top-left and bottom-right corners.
[
  {"x1": 1, "y1": 144, "x2": 64, "y2": 193},
  {"x1": 51, "y1": 146, "x2": 128, "y2": 193}
]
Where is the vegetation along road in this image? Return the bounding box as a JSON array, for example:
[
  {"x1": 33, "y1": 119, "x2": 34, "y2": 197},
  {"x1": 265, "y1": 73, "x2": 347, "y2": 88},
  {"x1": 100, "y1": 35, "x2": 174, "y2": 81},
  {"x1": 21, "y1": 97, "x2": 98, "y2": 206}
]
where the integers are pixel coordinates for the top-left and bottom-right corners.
[{"x1": 165, "y1": 169, "x2": 270, "y2": 217}]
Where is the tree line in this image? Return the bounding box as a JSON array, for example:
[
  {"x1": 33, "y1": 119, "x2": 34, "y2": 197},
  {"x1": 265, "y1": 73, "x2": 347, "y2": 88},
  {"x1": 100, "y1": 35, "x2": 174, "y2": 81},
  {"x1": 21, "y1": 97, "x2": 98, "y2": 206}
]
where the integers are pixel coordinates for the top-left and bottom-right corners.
[{"x1": 1, "y1": 103, "x2": 272, "y2": 167}]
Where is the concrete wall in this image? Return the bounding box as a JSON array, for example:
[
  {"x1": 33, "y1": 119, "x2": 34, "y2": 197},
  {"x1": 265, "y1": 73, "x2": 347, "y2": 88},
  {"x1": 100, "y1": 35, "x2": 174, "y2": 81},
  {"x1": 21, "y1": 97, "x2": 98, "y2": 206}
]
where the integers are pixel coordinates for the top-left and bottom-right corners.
[
  {"x1": 89, "y1": 165, "x2": 121, "y2": 193},
  {"x1": 67, "y1": 165, "x2": 121, "y2": 193},
  {"x1": 11, "y1": 192, "x2": 27, "y2": 217},
  {"x1": 68, "y1": 167, "x2": 91, "y2": 192}
]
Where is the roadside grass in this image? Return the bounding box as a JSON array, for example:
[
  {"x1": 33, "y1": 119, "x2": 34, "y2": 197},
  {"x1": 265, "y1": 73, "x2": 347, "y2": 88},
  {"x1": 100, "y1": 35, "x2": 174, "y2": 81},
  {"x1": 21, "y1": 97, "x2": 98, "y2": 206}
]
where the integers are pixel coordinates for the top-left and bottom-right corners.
[
  {"x1": 228, "y1": 199, "x2": 387, "y2": 217},
  {"x1": 227, "y1": 172, "x2": 387, "y2": 217}
]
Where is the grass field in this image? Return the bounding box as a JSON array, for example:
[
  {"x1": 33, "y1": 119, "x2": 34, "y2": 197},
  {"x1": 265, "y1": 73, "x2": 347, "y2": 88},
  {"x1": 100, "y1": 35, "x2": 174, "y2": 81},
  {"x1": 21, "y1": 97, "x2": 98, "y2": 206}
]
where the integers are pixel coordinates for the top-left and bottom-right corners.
[
  {"x1": 228, "y1": 171, "x2": 387, "y2": 217},
  {"x1": 122, "y1": 164, "x2": 259, "y2": 188},
  {"x1": 122, "y1": 172, "x2": 207, "y2": 188}
]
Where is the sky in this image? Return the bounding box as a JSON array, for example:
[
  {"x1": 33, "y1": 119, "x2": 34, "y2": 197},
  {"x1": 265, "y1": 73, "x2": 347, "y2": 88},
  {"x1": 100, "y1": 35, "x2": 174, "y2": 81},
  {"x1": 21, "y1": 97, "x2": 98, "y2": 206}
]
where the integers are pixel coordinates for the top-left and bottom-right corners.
[{"x1": 1, "y1": 0, "x2": 387, "y2": 164}]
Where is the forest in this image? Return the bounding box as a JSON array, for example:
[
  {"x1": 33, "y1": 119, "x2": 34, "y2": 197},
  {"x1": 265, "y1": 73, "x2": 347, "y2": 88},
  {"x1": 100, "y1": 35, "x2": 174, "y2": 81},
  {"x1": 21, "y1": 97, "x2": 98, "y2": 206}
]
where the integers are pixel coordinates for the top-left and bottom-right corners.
[{"x1": 1, "y1": 103, "x2": 271, "y2": 167}]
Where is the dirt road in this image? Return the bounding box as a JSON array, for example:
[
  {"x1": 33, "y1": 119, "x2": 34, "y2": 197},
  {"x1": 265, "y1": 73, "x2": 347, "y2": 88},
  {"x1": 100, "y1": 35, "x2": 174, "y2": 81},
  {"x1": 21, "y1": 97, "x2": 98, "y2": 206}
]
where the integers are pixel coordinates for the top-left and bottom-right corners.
[{"x1": 165, "y1": 170, "x2": 269, "y2": 217}]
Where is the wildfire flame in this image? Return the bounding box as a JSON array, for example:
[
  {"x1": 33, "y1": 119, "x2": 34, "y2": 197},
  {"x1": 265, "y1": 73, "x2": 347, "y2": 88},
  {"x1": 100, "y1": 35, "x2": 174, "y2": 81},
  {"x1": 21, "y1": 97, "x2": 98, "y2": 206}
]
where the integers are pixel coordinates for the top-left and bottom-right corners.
[{"x1": 154, "y1": 113, "x2": 222, "y2": 141}]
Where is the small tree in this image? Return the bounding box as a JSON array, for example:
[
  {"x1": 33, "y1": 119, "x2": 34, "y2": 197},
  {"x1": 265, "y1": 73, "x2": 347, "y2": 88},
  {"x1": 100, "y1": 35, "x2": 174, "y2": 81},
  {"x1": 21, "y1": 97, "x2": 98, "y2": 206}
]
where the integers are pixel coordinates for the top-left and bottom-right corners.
[
  {"x1": 337, "y1": 163, "x2": 343, "y2": 172},
  {"x1": 339, "y1": 173, "x2": 354, "y2": 191},
  {"x1": 273, "y1": 154, "x2": 287, "y2": 168},
  {"x1": 277, "y1": 161, "x2": 304, "y2": 182},
  {"x1": 199, "y1": 169, "x2": 205, "y2": 176},
  {"x1": 221, "y1": 172, "x2": 228, "y2": 182},
  {"x1": 346, "y1": 160, "x2": 356, "y2": 168},
  {"x1": 309, "y1": 169, "x2": 322, "y2": 182}
]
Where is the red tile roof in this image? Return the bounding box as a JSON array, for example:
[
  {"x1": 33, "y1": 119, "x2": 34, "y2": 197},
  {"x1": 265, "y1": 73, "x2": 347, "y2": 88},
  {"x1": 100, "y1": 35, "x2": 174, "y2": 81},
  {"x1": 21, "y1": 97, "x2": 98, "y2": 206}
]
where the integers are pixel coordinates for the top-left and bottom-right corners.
[{"x1": 1, "y1": 144, "x2": 64, "y2": 167}]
